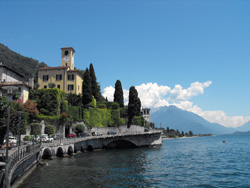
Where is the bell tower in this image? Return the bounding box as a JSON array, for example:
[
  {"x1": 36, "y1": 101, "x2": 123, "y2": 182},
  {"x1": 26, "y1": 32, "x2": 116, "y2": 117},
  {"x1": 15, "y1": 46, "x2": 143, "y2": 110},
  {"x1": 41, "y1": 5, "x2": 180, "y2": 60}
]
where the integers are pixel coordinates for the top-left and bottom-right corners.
[{"x1": 61, "y1": 47, "x2": 75, "y2": 70}]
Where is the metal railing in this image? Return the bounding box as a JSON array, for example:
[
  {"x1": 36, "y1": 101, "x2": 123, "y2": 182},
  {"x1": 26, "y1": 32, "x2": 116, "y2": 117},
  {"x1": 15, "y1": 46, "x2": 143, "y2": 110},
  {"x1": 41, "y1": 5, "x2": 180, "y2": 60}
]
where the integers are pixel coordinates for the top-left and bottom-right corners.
[{"x1": 7, "y1": 143, "x2": 41, "y2": 172}]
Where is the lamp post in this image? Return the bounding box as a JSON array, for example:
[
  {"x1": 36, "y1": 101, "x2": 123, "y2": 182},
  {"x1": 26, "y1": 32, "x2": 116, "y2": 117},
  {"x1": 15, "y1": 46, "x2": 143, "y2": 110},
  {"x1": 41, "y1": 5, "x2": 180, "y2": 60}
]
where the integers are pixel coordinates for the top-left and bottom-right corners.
[
  {"x1": 17, "y1": 111, "x2": 23, "y2": 160},
  {"x1": 2, "y1": 86, "x2": 18, "y2": 162},
  {"x1": 2, "y1": 86, "x2": 18, "y2": 188}
]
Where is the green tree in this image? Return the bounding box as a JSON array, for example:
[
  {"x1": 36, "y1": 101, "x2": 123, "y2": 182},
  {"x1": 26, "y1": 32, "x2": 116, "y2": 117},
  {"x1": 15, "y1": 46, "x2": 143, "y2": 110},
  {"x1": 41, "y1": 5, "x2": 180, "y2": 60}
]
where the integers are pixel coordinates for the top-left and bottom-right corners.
[
  {"x1": 127, "y1": 86, "x2": 141, "y2": 128},
  {"x1": 23, "y1": 100, "x2": 39, "y2": 122},
  {"x1": 89, "y1": 63, "x2": 99, "y2": 100},
  {"x1": 181, "y1": 131, "x2": 184, "y2": 137},
  {"x1": 0, "y1": 96, "x2": 8, "y2": 145},
  {"x1": 48, "y1": 83, "x2": 56, "y2": 88},
  {"x1": 45, "y1": 125, "x2": 55, "y2": 135},
  {"x1": 166, "y1": 127, "x2": 170, "y2": 134},
  {"x1": 176, "y1": 129, "x2": 180, "y2": 136},
  {"x1": 9, "y1": 101, "x2": 27, "y2": 135},
  {"x1": 66, "y1": 93, "x2": 81, "y2": 106},
  {"x1": 82, "y1": 68, "x2": 93, "y2": 107},
  {"x1": 75, "y1": 124, "x2": 84, "y2": 133},
  {"x1": 31, "y1": 123, "x2": 41, "y2": 135},
  {"x1": 189, "y1": 130, "x2": 193, "y2": 136},
  {"x1": 114, "y1": 80, "x2": 124, "y2": 107}
]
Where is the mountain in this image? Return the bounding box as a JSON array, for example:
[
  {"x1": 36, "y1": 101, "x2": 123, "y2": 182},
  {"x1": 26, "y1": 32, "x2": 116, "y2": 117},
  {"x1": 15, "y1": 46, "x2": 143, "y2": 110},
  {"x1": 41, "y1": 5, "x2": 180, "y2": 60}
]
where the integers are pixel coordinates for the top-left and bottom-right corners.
[
  {"x1": 236, "y1": 121, "x2": 250, "y2": 132},
  {"x1": 0, "y1": 43, "x2": 47, "y2": 82},
  {"x1": 151, "y1": 105, "x2": 236, "y2": 135},
  {"x1": 231, "y1": 131, "x2": 250, "y2": 135}
]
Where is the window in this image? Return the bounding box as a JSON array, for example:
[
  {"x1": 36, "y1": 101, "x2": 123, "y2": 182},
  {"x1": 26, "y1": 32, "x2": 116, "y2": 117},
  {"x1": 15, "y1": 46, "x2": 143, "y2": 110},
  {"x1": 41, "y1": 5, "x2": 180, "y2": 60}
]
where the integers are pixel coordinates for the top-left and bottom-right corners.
[
  {"x1": 65, "y1": 50, "x2": 68, "y2": 55},
  {"x1": 68, "y1": 85, "x2": 74, "y2": 91},
  {"x1": 67, "y1": 74, "x2": 75, "y2": 81},
  {"x1": 43, "y1": 75, "x2": 49, "y2": 81},
  {"x1": 56, "y1": 74, "x2": 62, "y2": 81},
  {"x1": 57, "y1": 85, "x2": 60, "y2": 89},
  {"x1": 44, "y1": 85, "x2": 47, "y2": 88}
]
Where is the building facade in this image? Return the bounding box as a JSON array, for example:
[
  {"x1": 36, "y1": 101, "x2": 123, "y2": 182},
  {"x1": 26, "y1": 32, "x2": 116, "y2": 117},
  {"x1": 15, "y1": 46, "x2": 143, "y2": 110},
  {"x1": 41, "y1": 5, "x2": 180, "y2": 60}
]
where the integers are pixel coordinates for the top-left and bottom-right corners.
[
  {"x1": 0, "y1": 63, "x2": 31, "y2": 103},
  {"x1": 0, "y1": 63, "x2": 24, "y2": 83},
  {"x1": 38, "y1": 47, "x2": 83, "y2": 95},
  {"x1": 141, "y1": 108, "x2": 151, "y2": 123}
]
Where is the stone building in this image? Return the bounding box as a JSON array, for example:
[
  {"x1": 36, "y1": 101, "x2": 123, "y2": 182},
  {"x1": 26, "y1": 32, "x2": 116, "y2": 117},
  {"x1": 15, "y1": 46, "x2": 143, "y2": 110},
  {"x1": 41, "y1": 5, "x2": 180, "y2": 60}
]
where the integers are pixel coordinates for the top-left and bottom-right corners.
[
  {"x1": 0, "y1": 63, "x2": 32, "y2": 103},
  {"x1": 141, "y1": 108, "x2": 151, "y2": 123},
  {"x1": 38, "y1": 47, "x2": 83, "y2": 95}
]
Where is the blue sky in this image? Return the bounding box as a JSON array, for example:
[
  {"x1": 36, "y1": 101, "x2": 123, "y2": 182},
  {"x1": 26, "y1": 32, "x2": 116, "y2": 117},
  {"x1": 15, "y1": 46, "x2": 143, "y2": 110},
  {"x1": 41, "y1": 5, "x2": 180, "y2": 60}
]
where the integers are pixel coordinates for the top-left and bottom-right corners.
[{"x1": 1, "y1": 0, "x2": 250, "y2": 127}]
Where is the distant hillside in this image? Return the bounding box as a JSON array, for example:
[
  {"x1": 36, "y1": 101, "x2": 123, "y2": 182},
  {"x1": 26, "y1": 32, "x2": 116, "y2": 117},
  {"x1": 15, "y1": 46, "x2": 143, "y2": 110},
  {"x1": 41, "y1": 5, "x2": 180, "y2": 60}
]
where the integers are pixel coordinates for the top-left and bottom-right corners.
[
  {"x1": 151, "y1": 105, "x2": 236, "y2": 135},
  {"x1": 0, "y1": 43, "x2": 47, "y2": 82},
  {"x1": 236, "y1": 120, "x2": 250, "y2": 132},
  {"x1": 231, "y1": 131, "x2": 250, "y2": 135}
]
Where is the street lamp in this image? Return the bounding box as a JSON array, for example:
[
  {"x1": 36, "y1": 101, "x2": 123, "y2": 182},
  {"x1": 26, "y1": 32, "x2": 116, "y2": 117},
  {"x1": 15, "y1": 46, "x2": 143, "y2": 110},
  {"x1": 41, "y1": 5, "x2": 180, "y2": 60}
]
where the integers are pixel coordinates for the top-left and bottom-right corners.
[
  {"x1": 2, "y1": 86, "x2": 18, "y2": 188},
  {"x1": 17, "y1": 111, "x2": 23, "y2": 160},
  {"x1": 2, "y1": 86, "x2": 18, "y2": 162}
]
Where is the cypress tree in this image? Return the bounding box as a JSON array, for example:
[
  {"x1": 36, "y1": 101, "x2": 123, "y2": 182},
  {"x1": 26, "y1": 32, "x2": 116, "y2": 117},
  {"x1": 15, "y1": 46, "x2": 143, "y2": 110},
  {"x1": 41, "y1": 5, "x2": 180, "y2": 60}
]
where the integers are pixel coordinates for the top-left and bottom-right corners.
[
  {"x1": 89, "y1": 63, "x2": 100, "y2": 100},
  {"x1": 82, "y1": 68, "x2": 92, "y2": 107},
  {"x1": 127, "y1": 86, "x2": 141, "y2": 128},
  {"x1": 114, "y1": 80, "x2": 124, "y2": 107}
]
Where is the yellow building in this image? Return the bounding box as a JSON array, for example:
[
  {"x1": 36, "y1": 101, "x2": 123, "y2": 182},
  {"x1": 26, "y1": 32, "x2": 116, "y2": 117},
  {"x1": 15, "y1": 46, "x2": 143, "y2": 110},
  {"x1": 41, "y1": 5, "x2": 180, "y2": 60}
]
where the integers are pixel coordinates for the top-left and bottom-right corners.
[{"x1": 38, "y1": 47, "x2": 83, "y2": 94}]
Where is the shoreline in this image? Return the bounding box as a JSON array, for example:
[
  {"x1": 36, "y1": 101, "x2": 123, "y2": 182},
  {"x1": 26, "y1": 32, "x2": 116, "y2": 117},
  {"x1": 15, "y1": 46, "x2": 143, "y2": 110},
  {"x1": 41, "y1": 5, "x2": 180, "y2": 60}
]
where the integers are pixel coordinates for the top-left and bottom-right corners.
[{"x1": 163, "y1": 135, "x2": 202, "y2": 140}]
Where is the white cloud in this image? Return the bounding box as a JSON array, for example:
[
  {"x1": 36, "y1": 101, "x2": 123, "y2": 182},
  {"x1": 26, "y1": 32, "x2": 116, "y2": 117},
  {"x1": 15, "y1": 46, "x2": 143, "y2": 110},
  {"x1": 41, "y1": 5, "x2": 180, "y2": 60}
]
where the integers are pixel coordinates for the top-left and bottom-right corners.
[
  {"x1": 136, "y1": 83, "x2": 171, "y2": 108},
  {"x1": 169, "y1": 81, "x2": 212, "y2": 101},
  {"x1": 102, "y1": 86, "x2": 115, "y2": 101},
  {"x1": 102, "y1": 80, "x2": 250, "y2": 128}
]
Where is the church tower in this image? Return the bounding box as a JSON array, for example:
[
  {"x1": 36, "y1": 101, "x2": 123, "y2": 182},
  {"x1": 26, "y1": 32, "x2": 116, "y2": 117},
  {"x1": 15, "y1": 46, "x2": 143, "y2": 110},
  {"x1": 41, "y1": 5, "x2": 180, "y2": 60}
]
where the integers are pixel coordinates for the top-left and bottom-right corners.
[{"x1": 61, "y1": 47, "x2": 75, "y2": 70}]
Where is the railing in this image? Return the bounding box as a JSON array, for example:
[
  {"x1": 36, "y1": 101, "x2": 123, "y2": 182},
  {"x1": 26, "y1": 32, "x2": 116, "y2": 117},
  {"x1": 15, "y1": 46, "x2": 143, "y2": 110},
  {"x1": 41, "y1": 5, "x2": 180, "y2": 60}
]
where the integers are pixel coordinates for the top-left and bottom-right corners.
[
  {"x1": 41, "y1": 130, "x2": 162, "y2": 147},
  {"x1": 7, "y1": 143, "x2": 41, "y2": 172},
  {"x1": 5, "y1": 143, "x2": 41, "y2": 188}
]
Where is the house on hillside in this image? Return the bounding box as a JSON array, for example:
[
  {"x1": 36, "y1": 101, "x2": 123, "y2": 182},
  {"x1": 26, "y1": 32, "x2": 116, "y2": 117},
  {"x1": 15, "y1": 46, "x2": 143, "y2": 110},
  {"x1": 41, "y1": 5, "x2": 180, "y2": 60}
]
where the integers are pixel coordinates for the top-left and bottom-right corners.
[
  {"x1": 0, "y1": 62, "x2": 33, "y2": 103},
  {"x1": 38, "y1": 47, "x2": 83, "y2": 95}
]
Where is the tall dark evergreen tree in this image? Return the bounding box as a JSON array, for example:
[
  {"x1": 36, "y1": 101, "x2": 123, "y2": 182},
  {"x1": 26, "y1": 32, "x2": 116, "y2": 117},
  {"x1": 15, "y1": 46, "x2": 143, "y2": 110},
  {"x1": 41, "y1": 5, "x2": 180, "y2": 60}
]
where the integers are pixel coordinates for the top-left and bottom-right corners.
[
  {"x1": 89, "y1": 63, "x2": 101, "y2": 101},
  {"x1": 114, "y1": 80, "x2": 124, "y2": 107},
  {"x1": 127, "y1": 86, "x2": 141, "y2": 128},
  {"x1": 82, "y1": 68, "x2": 92, "y2": 107}
]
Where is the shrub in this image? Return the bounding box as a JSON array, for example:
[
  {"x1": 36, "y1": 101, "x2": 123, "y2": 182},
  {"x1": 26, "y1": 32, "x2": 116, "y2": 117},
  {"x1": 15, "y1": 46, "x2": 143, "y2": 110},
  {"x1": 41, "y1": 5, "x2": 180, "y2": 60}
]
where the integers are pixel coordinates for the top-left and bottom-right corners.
[
  {"x1": 45, "y1": 124, "x2": 55, "y2": 135},
  {"x1": 31, "y1": 123, "x2": 41, "y2": 135},
  {"x1": 48, "y1": 83, "x2": 56, "y2": 88},
  {"x1": 75, "y1": 124, "x2": 84, "y2": 133}
]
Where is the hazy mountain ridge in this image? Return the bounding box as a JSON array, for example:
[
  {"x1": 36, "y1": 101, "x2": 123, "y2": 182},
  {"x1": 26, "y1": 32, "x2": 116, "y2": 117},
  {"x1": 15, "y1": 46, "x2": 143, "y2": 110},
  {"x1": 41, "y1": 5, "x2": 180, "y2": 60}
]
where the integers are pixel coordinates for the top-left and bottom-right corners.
[
  {"x1": 151, "y1": 105, "x2": 236, "y2": 135},
  {"x1": 236, "y1": 121, "x2": 250, "y2": 132}
]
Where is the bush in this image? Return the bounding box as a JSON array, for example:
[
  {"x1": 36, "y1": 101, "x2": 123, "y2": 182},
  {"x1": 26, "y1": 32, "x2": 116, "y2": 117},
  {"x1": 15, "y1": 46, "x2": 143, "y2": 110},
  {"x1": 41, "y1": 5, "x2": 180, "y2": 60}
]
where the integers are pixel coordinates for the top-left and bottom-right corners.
[
  {"x1": 111, "y1": 102, "x2": 119, "y2": 109},
  {"x1": 60, "y1": 100, "x2": 68, "y2": 113},
  {"x1": 45, "y1": 124, "x2": 55, "y2": 135},
  {"x1": 48, "y1": 83, "x2": 56, "y2": 88},
  {"x1": 31, "y1": 123, "x2": 41, "y2": 135},
  {"x1": 75, "y1": 124, "x2": 84, "y2": 133}
]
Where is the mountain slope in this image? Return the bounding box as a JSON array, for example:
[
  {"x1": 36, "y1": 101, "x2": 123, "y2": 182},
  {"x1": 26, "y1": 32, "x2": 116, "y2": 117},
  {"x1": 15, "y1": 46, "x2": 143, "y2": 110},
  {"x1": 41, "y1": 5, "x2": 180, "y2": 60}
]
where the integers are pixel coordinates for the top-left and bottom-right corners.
[
  {"x1": 236, "y1": 121, "x2": 250, "y2": 132},
  {"x1": 0, "y1": 43, "x2": 47, "y2": 81},
  {"x1": 151, "y1": 105, "x2": 235, "y2": 135}
]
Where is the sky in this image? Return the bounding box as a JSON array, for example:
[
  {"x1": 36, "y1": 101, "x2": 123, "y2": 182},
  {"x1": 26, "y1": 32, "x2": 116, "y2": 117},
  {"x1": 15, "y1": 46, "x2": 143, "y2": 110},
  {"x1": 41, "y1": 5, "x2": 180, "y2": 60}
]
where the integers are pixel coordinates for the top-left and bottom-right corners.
[{"x1": 1, "y1": 0, "x2": 250, "y2": 128}]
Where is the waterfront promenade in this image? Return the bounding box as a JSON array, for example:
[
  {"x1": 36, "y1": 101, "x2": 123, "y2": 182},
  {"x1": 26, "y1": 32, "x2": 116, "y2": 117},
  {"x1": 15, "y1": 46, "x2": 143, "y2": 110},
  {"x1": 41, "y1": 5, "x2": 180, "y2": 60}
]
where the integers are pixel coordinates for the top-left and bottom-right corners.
[{"x1": 1, "y1": 127, "x2": 162, "y2": 187}]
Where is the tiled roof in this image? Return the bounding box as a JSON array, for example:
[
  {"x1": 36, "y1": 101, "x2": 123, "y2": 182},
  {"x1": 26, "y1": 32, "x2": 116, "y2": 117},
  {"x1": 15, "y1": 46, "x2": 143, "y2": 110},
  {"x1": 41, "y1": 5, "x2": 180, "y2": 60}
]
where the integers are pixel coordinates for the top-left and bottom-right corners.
[
  {"x1": 39, "y1": 66, "x2": 68, "y2": 70},
  {"x1": 0, "y1": 64, "x2": 24, "y2": 78},
  {"x1": 61, "y1": 47, "x2": 75, "y2": 52},
  {"x1": 0, "y1": 81, "x2": 31, "y2": 88}
]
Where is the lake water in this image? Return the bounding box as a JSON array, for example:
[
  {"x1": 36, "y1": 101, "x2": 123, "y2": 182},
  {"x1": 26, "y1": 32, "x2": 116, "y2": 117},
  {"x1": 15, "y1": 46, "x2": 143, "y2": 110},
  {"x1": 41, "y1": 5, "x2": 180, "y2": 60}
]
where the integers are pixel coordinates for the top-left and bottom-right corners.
[{"x1": 18, "y1": 135, "x2": 250, "y2": 188}]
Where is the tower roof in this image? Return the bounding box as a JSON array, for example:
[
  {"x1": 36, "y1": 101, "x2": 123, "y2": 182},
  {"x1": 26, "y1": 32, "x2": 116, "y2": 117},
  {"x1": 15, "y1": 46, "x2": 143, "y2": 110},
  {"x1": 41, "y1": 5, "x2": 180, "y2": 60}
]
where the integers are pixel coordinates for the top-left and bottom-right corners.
[{"x1": 61, "y1": 47, "x2": 75, "y2": 53}]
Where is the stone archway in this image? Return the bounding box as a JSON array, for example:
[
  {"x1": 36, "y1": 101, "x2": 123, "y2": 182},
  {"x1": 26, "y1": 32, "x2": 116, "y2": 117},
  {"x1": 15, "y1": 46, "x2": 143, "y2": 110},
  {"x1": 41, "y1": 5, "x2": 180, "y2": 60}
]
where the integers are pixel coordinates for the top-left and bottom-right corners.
[
  {"x1": 56, "y1": 147, "x2": 64, "y2": 157},
  {"x1": 80, "y1": 146, "x2": 84, "y2": 153},
  {"x1": 68, "y1": 146, "x2": 73, "y2": 155},
  {"x1": 87, "y1": 145, "x2": 93, "y2": 152},
  {"x1": 42, "y1": 148, "x2": 52, "y2": 159},
  {"x1": 105, "y1": 140, "x2": 137, "y2": 149}
]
